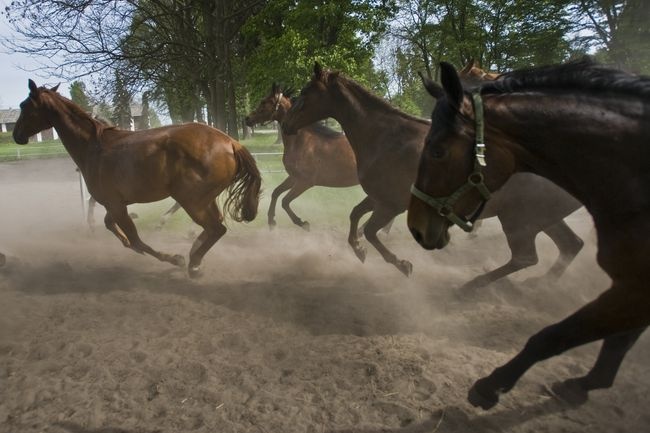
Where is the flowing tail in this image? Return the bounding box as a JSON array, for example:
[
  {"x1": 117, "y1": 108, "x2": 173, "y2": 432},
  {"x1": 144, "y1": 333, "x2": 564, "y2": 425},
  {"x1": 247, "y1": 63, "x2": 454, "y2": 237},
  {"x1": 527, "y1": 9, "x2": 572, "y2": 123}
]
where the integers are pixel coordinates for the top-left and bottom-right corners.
[{"x1": 224, "y1": 144, "x2": 262, "y2": 222}]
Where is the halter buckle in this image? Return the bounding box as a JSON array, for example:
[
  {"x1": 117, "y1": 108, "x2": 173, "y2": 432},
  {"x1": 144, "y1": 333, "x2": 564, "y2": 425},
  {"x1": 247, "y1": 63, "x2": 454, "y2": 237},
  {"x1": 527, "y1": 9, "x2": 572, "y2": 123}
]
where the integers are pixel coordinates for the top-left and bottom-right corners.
[{"x1": 476, "y1": 143, "x2": 486, "y2": 166}]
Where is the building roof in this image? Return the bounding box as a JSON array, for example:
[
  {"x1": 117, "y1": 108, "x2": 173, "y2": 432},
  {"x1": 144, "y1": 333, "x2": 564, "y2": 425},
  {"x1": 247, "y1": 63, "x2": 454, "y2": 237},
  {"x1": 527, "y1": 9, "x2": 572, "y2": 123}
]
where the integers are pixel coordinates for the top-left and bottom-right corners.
[{"x1": 0, "y1": 109, "x2": 20, "y2": 124}]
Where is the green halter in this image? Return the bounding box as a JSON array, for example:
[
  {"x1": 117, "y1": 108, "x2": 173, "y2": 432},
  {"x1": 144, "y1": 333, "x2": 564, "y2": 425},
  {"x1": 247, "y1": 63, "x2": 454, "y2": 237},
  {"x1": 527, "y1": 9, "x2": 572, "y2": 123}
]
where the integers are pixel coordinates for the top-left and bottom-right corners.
[{"x1": 410, "y1": 90, "x2": 491, "y2": 232}]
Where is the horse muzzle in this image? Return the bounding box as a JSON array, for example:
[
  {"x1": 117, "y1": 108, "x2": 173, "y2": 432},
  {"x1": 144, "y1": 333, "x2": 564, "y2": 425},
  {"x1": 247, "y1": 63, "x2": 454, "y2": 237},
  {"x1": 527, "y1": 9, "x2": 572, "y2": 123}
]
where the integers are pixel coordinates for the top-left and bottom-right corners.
[
  {"x1": 409, "y1": 225, "x2": 450, "y2": 250},
  {"x1": 12, "y1": 130, "x2": 28, "y2": 145},
  {"x1": 407, "y1": 198, "x2": 452, "y2": 250}
]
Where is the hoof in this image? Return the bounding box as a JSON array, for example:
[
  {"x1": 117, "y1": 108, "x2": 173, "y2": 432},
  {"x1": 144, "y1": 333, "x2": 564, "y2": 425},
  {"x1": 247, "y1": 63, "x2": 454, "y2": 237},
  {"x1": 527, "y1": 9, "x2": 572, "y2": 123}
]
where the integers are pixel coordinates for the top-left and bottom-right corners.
[
  {"x1": 396, "y1": 260, "x2": 413, "y2": 277},
  {"x1": 353, "y1": 247, "x2": 367, "y2": 263},
  {"x1": 268, "y1": 219, "x2": 276, "y2": 230},
  {"x1": 549, "y1": 379, "x2": 589, "y2": 407},
  {"x1": 170, "y1": 254, "x2": 186, "y2": 267},
  {"x1": 468, "y1": 379, "x2": 500, "y2": 410},
  {"x1": 188, "y1": 265, "x2": 202, "y2": 279},
  {"x1": 300, "y1": 221, "x2": 310, "y2": 232}
]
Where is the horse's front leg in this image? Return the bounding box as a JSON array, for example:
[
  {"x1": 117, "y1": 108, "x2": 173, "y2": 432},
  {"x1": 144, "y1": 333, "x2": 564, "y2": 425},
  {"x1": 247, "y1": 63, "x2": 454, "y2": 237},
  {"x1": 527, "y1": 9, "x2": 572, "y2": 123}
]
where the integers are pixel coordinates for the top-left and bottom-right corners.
[
  {"x1": 468, "y1": 282, "x2": 650, "y2": 410},
  {"x1": 105, "y1": 205, "x2": 185, "y2": 267},
  {"x1": 268, "y1": 177, "x2": 294, "y2": 229},
  {"x1": 363, "y1": 205, "x2": 411, "y2": 276},
  {"x1": 281, "y1": 180, "x2": 312, "y2": 230},
  {"x1": 347, "y1": 196, "x2": 374, "y2": 263}
]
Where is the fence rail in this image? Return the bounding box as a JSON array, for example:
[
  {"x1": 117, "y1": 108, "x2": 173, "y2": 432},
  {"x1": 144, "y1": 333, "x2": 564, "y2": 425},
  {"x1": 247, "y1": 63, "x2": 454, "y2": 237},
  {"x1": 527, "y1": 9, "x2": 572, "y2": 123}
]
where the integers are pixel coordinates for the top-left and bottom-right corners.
[{"x1": 0, "y1": 144, "x2": 285, "y2": 173}]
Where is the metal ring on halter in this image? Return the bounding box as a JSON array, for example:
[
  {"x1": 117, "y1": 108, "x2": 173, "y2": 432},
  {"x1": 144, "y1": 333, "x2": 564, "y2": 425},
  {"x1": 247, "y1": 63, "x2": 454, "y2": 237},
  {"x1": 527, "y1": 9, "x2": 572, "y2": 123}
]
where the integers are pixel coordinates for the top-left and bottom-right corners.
[
  {"x1": 438, "y1": 205, "x2": 452, "y2": 217},
  {"x1": 468, "y1": 172, "x2": 484, "y2": 185}
]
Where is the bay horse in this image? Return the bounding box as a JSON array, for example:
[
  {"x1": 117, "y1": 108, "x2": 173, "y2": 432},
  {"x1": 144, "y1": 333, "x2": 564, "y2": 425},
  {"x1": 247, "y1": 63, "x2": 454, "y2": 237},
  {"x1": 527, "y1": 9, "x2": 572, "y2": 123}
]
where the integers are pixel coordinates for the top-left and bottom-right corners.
[
  {"x1": 13, "y1": 80, "x2": 261, "y2": 278},
  {"x1": 408, "y1": 59, "x2": 650, "y2": 409},
  {"x1": 284, "y1": 63, "x2": 583, "y2": 284},
  {"x1": 245, "y1": 83, "x2": 359, "y2": 230}
]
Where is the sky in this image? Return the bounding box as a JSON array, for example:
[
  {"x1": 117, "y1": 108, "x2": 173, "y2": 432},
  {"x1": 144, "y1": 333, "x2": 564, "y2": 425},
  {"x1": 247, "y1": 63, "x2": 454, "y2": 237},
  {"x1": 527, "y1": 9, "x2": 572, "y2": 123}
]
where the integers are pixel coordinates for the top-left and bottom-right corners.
[{"x1": 0, "y1": 0, "x2": 71, "y2": 109}]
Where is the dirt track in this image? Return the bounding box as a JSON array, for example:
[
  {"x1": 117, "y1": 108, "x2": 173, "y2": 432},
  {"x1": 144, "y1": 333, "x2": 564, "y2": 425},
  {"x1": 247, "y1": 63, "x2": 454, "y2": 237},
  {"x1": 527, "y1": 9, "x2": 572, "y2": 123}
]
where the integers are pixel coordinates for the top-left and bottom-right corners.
[{"x1": 1, "y1": 158, "x2": 649, "y2": 433}]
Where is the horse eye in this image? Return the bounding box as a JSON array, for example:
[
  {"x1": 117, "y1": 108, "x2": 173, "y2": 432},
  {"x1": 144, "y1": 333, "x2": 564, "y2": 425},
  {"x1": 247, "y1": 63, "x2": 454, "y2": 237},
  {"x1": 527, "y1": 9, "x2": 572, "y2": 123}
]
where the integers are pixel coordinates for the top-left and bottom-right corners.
[{"x1": 430, "y1": 147, "x2": 446, "y2": 159}]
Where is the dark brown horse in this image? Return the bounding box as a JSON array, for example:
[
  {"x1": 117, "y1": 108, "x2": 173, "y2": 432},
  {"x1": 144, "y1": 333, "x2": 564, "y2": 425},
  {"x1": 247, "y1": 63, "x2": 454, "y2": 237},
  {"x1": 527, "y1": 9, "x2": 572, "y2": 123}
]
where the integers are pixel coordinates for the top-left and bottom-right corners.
[
  {"x1": 245, "y1": 83, "x2": 359, "y2": 230},
  {"x1": 408, "y1": 59, "x2": 650, "y2": 408},
  {"x1": 284, "y1": 63, "x2": 583, "y2": 284},
  {"x1": 13, "y1": 80, "x2": 261, "y2": 278}
]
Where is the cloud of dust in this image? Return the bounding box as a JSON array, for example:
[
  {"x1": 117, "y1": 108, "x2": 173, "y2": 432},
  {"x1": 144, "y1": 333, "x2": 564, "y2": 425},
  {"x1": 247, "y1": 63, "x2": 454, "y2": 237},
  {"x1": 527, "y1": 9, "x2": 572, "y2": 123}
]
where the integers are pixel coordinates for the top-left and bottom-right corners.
[{"x1": 0, "y1": 157, "x2": 616, "y2": 356}]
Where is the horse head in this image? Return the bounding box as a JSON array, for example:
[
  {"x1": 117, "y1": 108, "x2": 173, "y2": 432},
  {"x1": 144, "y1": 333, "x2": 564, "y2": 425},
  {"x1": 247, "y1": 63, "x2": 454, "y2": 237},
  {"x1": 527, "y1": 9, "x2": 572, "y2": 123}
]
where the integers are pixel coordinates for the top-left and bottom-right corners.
[
  {"x1": 283, "y1": 62, "x2": 338, "y2": 135},
  {"x1": 245, "y1": 82, "x2": 293, "y2": 127},
  {"x1": 408, "y1": 62, "x2": 513, "y2": 249},
  {"x1": 13, "y1": 79, "x2": 60, "y2": 145}
]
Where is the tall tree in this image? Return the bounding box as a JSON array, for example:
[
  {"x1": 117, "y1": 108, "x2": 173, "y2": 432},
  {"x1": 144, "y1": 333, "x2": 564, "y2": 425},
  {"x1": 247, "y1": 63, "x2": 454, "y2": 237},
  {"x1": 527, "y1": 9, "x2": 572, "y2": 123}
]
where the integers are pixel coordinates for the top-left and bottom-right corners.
[
  {"x1": 569, "y1": 0, "x2": 650, "y2": 73},
  {"x1": 242, "y1": 0, "x2": 396, "y2": 103},
  {"x1": 69, "y1": 81, "x2": 92, "y2": 113}
]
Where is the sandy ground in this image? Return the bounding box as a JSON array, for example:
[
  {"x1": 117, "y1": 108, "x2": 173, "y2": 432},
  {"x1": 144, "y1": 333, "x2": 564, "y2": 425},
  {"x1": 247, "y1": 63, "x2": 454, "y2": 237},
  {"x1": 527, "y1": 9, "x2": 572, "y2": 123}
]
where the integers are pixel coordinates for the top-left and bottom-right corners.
[{"x1": 0, "y1": 158, "x2": 649, "y2": 433}]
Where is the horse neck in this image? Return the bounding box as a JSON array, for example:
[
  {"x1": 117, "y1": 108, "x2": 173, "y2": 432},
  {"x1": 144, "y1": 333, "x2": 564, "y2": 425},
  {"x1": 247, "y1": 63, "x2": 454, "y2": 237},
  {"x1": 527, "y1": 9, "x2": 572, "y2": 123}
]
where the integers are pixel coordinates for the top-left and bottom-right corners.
[
  {"x1": 486, "y1": 92, "x2": 649, "y2": 221},
  {"x1": 45, "y1": 94, "x2": 100, "y2": 168},
  {"x1": 328, "y1": 78, "x2": 424, "y2": 154}
]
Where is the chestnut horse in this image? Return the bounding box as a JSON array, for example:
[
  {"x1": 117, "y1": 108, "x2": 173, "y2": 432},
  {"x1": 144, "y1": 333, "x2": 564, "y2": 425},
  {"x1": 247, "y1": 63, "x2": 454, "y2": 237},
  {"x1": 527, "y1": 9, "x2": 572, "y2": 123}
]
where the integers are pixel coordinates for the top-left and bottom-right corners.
[
  {"x1": 408, "y1": 59, "x2": 650, "y2": 408},
  {"x1": 86, "y1": 196, "x2": 181, "y2": 231},
  {"x1": 245, "y1": 83, "x2": 359, "y2": 230},
  {"x1": 13, "y1": 80, "x2": 261, "y2": 278},
  {"x1": 284, "y1": 63, "x2": 582, "y2": 284},
  {"x1": 459, "y1": 59, "x2": 500, "y2": 83}
]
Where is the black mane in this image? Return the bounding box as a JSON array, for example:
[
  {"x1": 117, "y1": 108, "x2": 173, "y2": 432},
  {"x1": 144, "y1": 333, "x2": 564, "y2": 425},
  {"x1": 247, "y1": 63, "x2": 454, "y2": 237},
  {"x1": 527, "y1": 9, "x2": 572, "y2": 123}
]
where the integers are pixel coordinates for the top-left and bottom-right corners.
[{"x1": 480, "y1": 58, "x2": 650, "y2": 98}]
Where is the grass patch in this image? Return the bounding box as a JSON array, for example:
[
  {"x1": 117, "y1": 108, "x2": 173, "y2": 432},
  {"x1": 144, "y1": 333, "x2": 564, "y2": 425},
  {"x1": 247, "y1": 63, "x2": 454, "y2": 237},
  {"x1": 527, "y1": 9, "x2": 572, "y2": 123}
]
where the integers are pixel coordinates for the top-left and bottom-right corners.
[{"x1": 0, "y1": 128, "x2": 283, "y2": 163}]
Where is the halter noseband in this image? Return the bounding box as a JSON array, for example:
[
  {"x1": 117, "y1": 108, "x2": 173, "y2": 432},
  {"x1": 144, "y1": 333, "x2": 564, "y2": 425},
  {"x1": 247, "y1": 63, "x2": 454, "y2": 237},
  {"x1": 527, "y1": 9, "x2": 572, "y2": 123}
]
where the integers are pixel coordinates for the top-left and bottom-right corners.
[{"x1": 410, "y1": 90, "x2": 491, "y2": 232}]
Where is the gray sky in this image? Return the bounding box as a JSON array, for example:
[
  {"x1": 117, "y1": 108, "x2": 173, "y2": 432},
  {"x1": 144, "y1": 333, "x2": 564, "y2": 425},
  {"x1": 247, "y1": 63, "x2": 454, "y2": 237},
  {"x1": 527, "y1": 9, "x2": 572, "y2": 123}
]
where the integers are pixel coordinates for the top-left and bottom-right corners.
[{"x1": 0, "y1": 0, "x2": 71, "y2": 109}]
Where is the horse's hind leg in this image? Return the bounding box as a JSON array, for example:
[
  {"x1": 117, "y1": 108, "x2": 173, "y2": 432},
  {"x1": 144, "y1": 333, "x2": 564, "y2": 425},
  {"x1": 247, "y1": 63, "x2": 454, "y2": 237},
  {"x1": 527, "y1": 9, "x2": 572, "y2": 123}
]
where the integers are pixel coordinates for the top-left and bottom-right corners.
[
  {"x1": 281, "y1": 180, "x2": 312, "y2": 230},
  {"x1": 468, "y1": 283, "x2": 650, "y2": 410},
  {"x1": 106, "y1": 206, "x2": 185, "y2": 267},
  {"x1": 184, "y1": 201, "x2": 227, "y2": 278},
  {"x1": 268, "y1": 177, "x2": 294, "y2": 229},
  {"x1": 104, "y1": 213, "x2": 130, "y2": 247},
  {"x1": 551, "y1": 327, "x2": 645, "y2": 405},
  {"x1": 363, "y1": 206, "x2": 412, "y2": 276},
  {"x1": 543, "y1": 220, "x2": 584, "y2": 280},
  {"x1": 348, "y1": 196, "x2": 374, "y2": 262},
  {"x1": 461, "y1": 225, "x2": 538, "y2": 292}
]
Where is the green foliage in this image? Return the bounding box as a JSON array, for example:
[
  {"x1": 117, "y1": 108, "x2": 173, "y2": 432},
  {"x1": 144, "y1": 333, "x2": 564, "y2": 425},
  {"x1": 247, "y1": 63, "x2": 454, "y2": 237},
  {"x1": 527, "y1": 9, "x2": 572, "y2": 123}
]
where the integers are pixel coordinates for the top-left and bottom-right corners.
[
  {"x1": 242, "y1": 0, "x2": 396, "y2": 101},
  {"x1": 69, "y1": 81, "x2": 92, "y2": 113}
]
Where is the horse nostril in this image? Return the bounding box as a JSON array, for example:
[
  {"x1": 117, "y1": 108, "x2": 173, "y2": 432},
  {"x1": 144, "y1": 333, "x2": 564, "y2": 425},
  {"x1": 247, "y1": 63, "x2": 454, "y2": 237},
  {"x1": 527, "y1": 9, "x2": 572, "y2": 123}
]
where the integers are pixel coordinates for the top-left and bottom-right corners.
[{"x1": 410, "y1": 227, "x2": 423, "y2": 244}]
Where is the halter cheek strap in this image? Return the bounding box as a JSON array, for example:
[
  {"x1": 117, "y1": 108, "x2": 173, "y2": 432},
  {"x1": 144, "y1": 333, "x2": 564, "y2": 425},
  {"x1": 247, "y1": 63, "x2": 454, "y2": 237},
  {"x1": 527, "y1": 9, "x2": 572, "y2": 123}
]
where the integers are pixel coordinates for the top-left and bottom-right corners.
[
  {"x1": 410, "y1": 89, "x2": 491, "y2": 232},
  {"x1": 273, "y1": 93, "x2": 283, "y2": 115}
]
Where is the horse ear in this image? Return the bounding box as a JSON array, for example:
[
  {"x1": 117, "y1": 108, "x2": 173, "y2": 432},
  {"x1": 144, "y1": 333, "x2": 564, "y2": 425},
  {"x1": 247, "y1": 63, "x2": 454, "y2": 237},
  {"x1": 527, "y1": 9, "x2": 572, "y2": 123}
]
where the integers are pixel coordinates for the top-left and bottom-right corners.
[
  {"x1": 460, "y1": 59, "x2": 474, "y2": 75},
  {"x1": 314, "y1": 61, "x2": 323, "y2": 80},
  {"x1": 439, "y1": 62, "x2": 464, "y2": 108},
  {"x1": 272, "y1": 82, "x2": 278, "y2": 94},
  {"x1": 28, "y1": 79, "x2": 38, "y2": 94},
  {"x1": 418, "y1": 71, "x2": 444, "y2": 99},
  {"x1": 51, "y1": 83, "x2": 60, "y2": 92}
]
